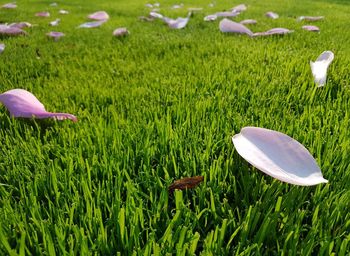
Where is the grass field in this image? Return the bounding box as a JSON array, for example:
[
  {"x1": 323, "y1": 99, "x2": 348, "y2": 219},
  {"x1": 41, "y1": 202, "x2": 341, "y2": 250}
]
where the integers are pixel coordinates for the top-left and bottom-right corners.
[{"x1": 0, "y1": 0, "x2": 350, "y2": 255}]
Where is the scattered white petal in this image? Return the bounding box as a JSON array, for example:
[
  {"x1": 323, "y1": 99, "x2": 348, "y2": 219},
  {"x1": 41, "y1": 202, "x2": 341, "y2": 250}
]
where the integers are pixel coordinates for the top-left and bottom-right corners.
[
  {"x1": 265, "y1": 11, "x2": 279, "y2": 19},
  {"x1": 59, "y1": 9, "x2": 69, "y2": 14},
  {"x1": 88, "y1": 11, "x2": 109, "y2": 21},
  {"x1": 302, "y1": 25, "x2": 320, "y2": 32},
  {"x1": 310, "y1": 51, "x2": 334, "y2": 87},
  {"x1": 0, "y1": 43, "x2": 5, "y2": 53},
  {"x1": 49, "y1": 19, "x2": 60, "y2": 26},
  {"x1": 297, "y1": 16, "x2": 324, "y2": 22},
  {"x1": 113, "y1": 27, "x2": 129, "y2": 37},
  {"x1": 232, "y1": 127, "x2": 328, "y2": 186},
  {"x1": 2, "y1": 3, "x2": 17, "y2": 9},
  {"x1": 78, "y1": 20, "x2": 107, "y2": 28},
  {"x1": 172, "y1": 3, "x2": 184, "y2": 9},
  {"x1": 50, "y1": 2, "x2": 58, "y2": 7},
  {"x1": 149, "y1": 11, "x2": 163, "y2": 19},
  {"x1": 219, "y1": 18, "x2": 253, "y2": 36},
  {"x1": 239, "y1": 19, "x2": 257, "y2": 25},
  {"x1": 204, "y1": 14, "x2": 217, "y2": 21}
]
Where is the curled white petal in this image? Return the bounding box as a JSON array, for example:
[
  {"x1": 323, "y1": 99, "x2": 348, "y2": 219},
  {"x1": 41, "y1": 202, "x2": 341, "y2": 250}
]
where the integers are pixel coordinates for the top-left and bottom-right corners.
[
  {"x1": 232, "y1": 127, "x2": 328, "y2": 186},
  {"x1": 310, "y1": 51, "x2": 334, "y2": 87}
]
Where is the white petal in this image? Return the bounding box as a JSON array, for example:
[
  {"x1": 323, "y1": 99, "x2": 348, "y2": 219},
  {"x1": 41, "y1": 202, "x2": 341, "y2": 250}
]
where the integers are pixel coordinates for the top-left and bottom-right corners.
[
  {"x1": 232, "y1": 127, "x2": 328, "y2": 186},
  {"x1": 310, "y1": 51, "x2": 334, "y2": 87},
  {"x1": 0, "y1": 43, "x2": 5, "y2": 53}
]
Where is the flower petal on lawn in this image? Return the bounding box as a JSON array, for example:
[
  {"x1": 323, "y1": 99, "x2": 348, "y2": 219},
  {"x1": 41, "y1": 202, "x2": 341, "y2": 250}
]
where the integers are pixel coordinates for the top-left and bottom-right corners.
[
  {"x1": 0, "y1": 89, "x2": 77, "y2": 122},
  {"x1": 163, "y1": 15, "x2": 190, "y2": 29},
  {"x1": 265, "y1": 11, "x2": 279, "y2": 19},
  {"x1": 239, "y1": 19, "x2": 257, "y2": 25},
  {"x1": 232, "y1": 127, "x2": 328, "y2": 186},
  {"x1": 297, "y1": 16, "x2": 324, "y2": 22},
  {"x1": 59, "y1": 10, "x2": 69, "y2": 14},
  {"x1": 9, "y1": 22, "x2": 32, "y2": 29},
  {"x1": 310, "y1": 51, "x2": 334, "y2": 87},
  {"x1": 47, "y1": 31, "x2": 65, "y2": 41},
  {"x1": 113, "y1": 27, "x2": 129, "y2": 36},
  {"x1": 231, "y1": 4, "x2": 247, "y2": 13},
  {"x1": 49, "y1": 19, "x2": 60, "y2": 26},
  {"x1": 78, "y1": 20, "x2": 106, "y2": 28},
  {"x1": 2, "y1": 3, "x2": 17, "y2": 9},
  {"x1": 204, "y1": 14, "x2": 217, "y2": 21},
  {"x1": 215, "y1": 11, "x2": 240, "y2": 17},
  {"x1": 88, "y1": 11, "x2": 109, "y2": 20},
  {"x1": 35, "y1": 12, "x2": 50, "y2": 17},
  {"x1": 253, "y1": 28, "x2": 293, "y2": 36},
  {"x1": 0, "y1": 43, "x2": 5, "y2": 53},
  {"x1": 0, "y1": 25, "x2": 27, "y2": 36},
  {"x1": 219, "y1": 18, "x2": 253, "y2": 36},
  {"x1": 302, "y1": 25, "x2": 320, "y2": 32}
]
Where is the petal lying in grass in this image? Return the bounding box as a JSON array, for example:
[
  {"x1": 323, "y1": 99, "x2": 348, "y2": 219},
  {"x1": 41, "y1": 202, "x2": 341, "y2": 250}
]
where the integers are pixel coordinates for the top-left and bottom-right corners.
[
  {"x1": 50, "y1": 2, "x2": 58, "y2": 7},
  {"x1": 49, "y1": 19, "x2": 60, "y2": 26},
  {"x1": 188, "y1": 7, "x2": 203, "y2": 12},
  {"x1": 297, "y1": 16, "x2": 324, "y2": 22},
  {"x1": 265, "y1": 11, "x2": 279, "y2": 19},
  {"x1": 47, "y1": 31, "x2": 65, "y2": 41},
  {"x1": 163, "y1": 15, "x2": 190, "y2": 29},
  {"x1": 302, "y1": 25, "x2": 320, "y2": 32},
  {"x1": 88, "y1": 11, "x2": 109, "y2": 21},
  {"x1": 0, "y1": 43, "x2": 5, "y2": 53},
  {"x1": 0, "y1": 25, "x2": 27, "y2": 36},
  {"x1": 2, "y1": 3, "x2": 17, "y2": 9},
  {"x1": 253, "y1": 28, "x2": 293, "y2": 36},
  {"x1": 171, "y1": 4, "x2": 184, "y2": 9},
  {"x1": 240, "y1": 19, "x2": 257, "y2": 25},
  {"x1": 310, "y1": 51, "x2": 334, "y2": 87},
  {"x1": 113, "y1": 27, "x2": 129, "y2": 37},
  {"x1": 219, "y1": 18, "x2": 253, "y2": 36},
  {"x1": 78, "y1": 20, "x2": 106, "y2": 28},
  {"x1": 0, "y1": 89, "x2": 77, "y2": 122},
  {"x1": 204, "y1": 14, "x2": 217, "y2": 21},
  {"x1": 59, "y1": 10, "x2": 69, "y2": 14},
  {"x1": 9, "y1": 22, "x2": 32, "y2": 29},
  {"x1": 36, "y1": 12, "x2": 50, "y2": 17},
  {"x1": 149, "y1": 11, "x2": 163, "y2": 19},
  {"x1": 215, "y1": 11, "x2": 240, "y2": 17},
  {"x1": 232, "y1": 127, "x2": 328, "y2": 186},
  {"x1": 168, "y1": 176, "x2": 204, "y2": 193},
  {"x1": 231, "y1": 4, "x2": 247, "y2": 13}
]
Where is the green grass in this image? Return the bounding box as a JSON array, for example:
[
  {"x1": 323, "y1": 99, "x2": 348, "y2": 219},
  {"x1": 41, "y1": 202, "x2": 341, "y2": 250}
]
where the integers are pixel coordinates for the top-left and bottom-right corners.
[{"x1": 0, "y1": 0, "x2": 350, "y2": 255}]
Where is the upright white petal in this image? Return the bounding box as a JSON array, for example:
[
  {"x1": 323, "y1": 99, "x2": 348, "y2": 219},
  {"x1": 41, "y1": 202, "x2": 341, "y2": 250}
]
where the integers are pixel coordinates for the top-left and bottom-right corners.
[{"x1": 310, "y1": 51, "x2": 334, "y2": 87}]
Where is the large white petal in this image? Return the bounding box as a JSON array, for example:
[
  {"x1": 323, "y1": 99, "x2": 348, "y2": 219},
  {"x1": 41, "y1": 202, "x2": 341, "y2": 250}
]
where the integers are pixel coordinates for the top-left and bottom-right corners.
[
  {"x1": 310, "y1": 51, "x2": 334, "y2": 87},
  {"x1": 232, "y1": 127, "x2": 328, "y2": 186}
]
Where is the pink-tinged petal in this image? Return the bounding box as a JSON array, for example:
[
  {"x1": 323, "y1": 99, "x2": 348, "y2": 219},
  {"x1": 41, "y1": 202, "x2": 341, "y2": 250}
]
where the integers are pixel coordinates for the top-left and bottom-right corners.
[
  {"x1": 219, "y1": 18, "x2": 253, "y2": 36},
  {"x1": 59, "y1": 9, "x2": 69, "y2": 14},
  {"x1": 46, "y1": 31, "x2": 65, "y2": 41},
  {"x1": 239, "y1": 19, "x2": 257, "y2": 25},
  {"x1": 310, "y1": 51, "x2": 334, "y2": 87},
  {"x1": 0, "y1": 89, "x2": 77, "y2": 122},
  {"x1": 49, "y1": 19, "x2": 60, "y2": 26},
  {"x1": 113, "y1": 27, "x2": 129, "y2": 37},
  {"x1": 171, "y1": 4, "x2": 184, "y2": 9},
  {"x1": 149, "y1": 11, "x2": 163, "y2": 19},
  {"x1": 88, "y1": 11, "x2": 109, "y2": 21},
  {"x1": 162, "y1": 14, "x2": 190, "y2": 29},
  {"x1": 215, "y1": 11, "x2": 240, "y2": 17},
  {"x1": 302, "y1": 25, "x2": 320, "y2": 32},
  {"x1": 231, "y1": 4, "x2": 247, "y2": 13},
  {"x1": 0, "y1": 43, "x2": 5, "y2": 53},
  {"x1": 187, "y1": 7, "x2": 203, "y2": 12},
  {"x1": 0, "y1": 25, "x2": 27, "y2": 36},
  {"x1": 2, "y1": 3, "x2": 17, "y2": 9},
  {"x1": 36, "y1": 12, "x2": 50, "y2": 17},
  {"x1": 265, "y1": 11, "x2": 279, "y2": 19},
  {"x1": 9, "y1": 22, "x2": 32, "y2": 29},
  {"x1": 78, "y1": 20, "x2": 107, "y2": 28},
  {"x1": 232, "y1": 127, "x2": 328, "y2": 186},
  {"x1": 297, "y1": 16, "x2": 324, "y2": 22},
  {"x1": 253, "y1": 28, "x2": 293, "y2": 36},
  {"x1": 204, "y1": 14, "x2": 217, "y2": 21}
]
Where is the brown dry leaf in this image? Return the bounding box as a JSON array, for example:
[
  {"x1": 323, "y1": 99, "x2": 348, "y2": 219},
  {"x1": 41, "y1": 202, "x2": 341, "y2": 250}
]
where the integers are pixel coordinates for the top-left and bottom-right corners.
[{"x1": 168, "y1": 176, "x2": 204, "y2": 193}]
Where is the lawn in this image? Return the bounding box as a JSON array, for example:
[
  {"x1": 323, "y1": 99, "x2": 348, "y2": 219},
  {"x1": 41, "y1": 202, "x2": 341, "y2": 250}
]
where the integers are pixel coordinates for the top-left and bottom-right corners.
[{"x1": 0, "y1": 0, "x2": 350, "y2": 255}]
